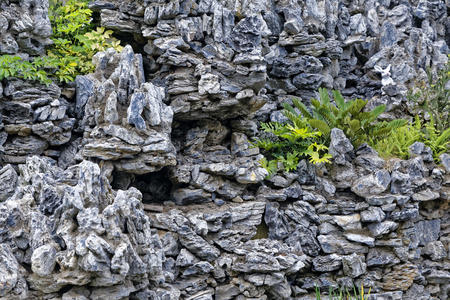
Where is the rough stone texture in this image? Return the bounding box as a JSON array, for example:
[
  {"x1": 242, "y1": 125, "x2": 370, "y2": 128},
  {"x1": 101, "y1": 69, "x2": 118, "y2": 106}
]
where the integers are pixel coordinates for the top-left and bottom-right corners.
[
  {"x1": 2, "y1": 0, "x2": 450, "y2": 298},
  {"x1": 79, "y1": 46, "x2": 177, "y2": 174}
]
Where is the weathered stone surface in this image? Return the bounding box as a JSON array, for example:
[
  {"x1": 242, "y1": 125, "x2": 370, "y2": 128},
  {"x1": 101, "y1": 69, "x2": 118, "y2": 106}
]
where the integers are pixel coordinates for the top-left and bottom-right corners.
[
  {"x1": 342, "y1": 253, "x2": 366, "y2": 278},
  {"x1": 312, "y1": 254, "x2": 342, "y2": 272},
  {"x1": 318, "y1": 234, "x2": 368, "y2": 255},
  {"x1": 351, "y1": 169, "x2": 391, "y2": 198},
  {"x1": 0, "y1": 165, "x2": 17, "y2": 202},
  {"x1": 329, "y1": 128, "x2": 354, "y2": 165},
  {"x1": 423, "y1": 241, "x2": 447, "y2": 261},
  {"x1": 366, "y1": 248, "x2": 400, "y2": 266}
]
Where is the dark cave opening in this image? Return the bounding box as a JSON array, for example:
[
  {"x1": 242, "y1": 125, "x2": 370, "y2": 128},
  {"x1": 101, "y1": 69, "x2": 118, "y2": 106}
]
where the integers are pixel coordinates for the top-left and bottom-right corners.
[{"x1": 112, "y1": 168, "x2": 173, "y2": 204}]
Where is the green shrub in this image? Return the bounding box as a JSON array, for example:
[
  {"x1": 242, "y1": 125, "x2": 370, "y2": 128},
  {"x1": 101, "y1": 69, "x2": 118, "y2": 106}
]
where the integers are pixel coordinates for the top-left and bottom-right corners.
[
  {"x1": 0, "y1": 0, "x2": 123, "y2": 85},
  {"x1": 372, "y1": 115, "x2": 450, "y2": 162},
  {"x1": 285, "y1": 88, "x2": 408, "y2": 147},
  {"x1": 253, "y1": 118, "x2": 332, "y2": 178},
  {"x1": 407, "y1": 57, "x2": 450, "y2": 132}
]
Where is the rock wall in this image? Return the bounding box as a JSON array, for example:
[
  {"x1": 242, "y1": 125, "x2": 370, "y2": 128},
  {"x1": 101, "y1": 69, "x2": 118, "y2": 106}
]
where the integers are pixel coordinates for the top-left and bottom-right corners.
[{"x1": 2, "y1": 0, "x2": 450, "y2": 299}]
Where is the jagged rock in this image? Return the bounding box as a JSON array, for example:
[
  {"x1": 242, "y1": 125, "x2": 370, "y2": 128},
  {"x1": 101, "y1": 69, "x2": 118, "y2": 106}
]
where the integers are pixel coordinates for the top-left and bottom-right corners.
[
  {"x1": 351, "y1": 169, "x2": 391, "y2": 198},
  {"x1": 423, "y1": 241, "x2": 447, "y2": 261},
  {"x1": 329, "y1": 128, "x2": 354, "y2": 165},
  {"x1": 0, "y1": 164, "x2": 17, "y2": 202},
  {"x1": 409, "y1": 142, "x2": 434, "y2": 163},
  {"x1": 412, "y1": 189, "x2": 440, "y2": 201},
  {"x1": 366, "y1": 248, "x2": 400, "y2": 266},
  {"x1": 178, "y1": 225, "x2": 220, "y2": 262},
  {"x1": 312, "y1": 254, "x2": 342, "y2": 272},
  {"x1": 367, "y1": 221, "x2": 399, "y2": 237},
  {"x1": 215, "y1": 284, "x2": 240, "y2": 300},
  {"x1": 77, "y1": 46, "x2": 176, "y2": 174},
  {"x1": 360, "y1": 207, "x2": 385, "y2": 223},
  {"x1": 317, "y1": 234, "x2": 368, "y2": 255},
  {"x1": 390, "y1": 171, "x2": 411, "y2": 194},
  {"x1": 342, "y1": 253, "x2": 366, "y2": 278},
  {"x1": 391, "y1": 208, "x2": 419, "y2": 221},
  {"x1": 0, "y1": 244, "x2": 21, "y2": 296},
  {"x1": 415, "y1": 220, "x2": 441, "y2": 246}
]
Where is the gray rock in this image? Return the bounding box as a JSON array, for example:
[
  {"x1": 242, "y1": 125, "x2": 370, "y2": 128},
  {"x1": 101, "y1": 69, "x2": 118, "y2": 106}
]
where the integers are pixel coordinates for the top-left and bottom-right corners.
[
  {"x1": 366, "y1": 248, "x2": 400, "y2": 266},
  {"x1": 0, "y1": 165, "x2": 18, "y2": 202},
  {"x1": 380, "y1": 20, "x2": 397, "y2": 48},
  {"x1": 409, "y1": 142, "x2": 434, "y2": 163},
  {"x1": 0, "y1": 244, "x2": 20, "y2": 296},
  {"x1": 178, "y1": 225, "x2": 220, "y2": 262},
  {"x1": 312, "y1": 254, "x2": 342, "y2": 272},
  {"x1": 391, "y1": 208, "x2": 419, "y2": 221},
  {"x1": 329, "y1": 128, "x2": 354, "y2": 165},
  {"x1": 412, "y1": 189, "x2": 440, "y2": 201},
  {"x1": 361, "y1": 207, "x2": 386, "y2": 222},
  {"x1": 344, "y1": 232, "x2": 375, "y2": 247},
  {"x1": 230, "y1": 15, "x2": 262, "y2": 52},
  {"x1": 245, "y1": 272, "x2": 284, "y2": 286},
  {"x1": 271, "y1": 55, "x2": 323, "y2": 77},
  {"x1": 215, "y1": 284, "x2": 240, "y2": 300},
  {"x1": 292, "y1": 73, "x2": 324, "y2": 90},
  {"x1": 265, "y1": 202, "x2": 289, "y2": 240},
  {"x1": 31, "y1": 244, "x2": 57, "y2": 276},
  {"x1": 182, "y1": 261, "x2": 214, "y2": 277},
  {"x1": 318, "y1": 234, "x2": 368, "y2": 255},
  {"x1": 440, "y1": 153, "x2": 450, "y2": 173},
  {"x1": 367, "y1": 221, "x2": 399, "y2": 237},
  {"x1": 423, "y1": 241, "x2": 447, "y2": 261},
  {"x1": 351, "y1": 169, "x2": 391, "y2": 198},
  {"x1": 390, "y1": 171, "x2": 411, "y2": 194},
  {"x1": 415, "y1": 219, "x2": 440, "y2": 246},
  {"x1": 342, "y1": 253, "x2": 366, "y2": 278}
]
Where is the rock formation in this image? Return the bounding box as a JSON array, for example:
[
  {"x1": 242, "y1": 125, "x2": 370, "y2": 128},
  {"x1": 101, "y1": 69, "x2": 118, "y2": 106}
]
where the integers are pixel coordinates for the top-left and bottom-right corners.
[{"x1": 1, "y1": 0, "x2": 450, "y2": 299}]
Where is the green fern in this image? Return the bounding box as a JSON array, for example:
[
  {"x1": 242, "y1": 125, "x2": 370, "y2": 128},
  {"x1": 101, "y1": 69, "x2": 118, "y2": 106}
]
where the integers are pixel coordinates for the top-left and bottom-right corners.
[{"x1": 287, "y1": 87, "x2": 407, "y2": 147}]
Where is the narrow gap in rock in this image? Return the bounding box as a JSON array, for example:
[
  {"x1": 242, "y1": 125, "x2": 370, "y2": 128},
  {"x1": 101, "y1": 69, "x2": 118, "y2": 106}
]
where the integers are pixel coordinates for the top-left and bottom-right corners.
[
  {"x1": 252, "y1": 210, "x2": 269, "y2": 240},
  {"x1": 130, "y1": 168, "x2": 172, "y2": 204}
]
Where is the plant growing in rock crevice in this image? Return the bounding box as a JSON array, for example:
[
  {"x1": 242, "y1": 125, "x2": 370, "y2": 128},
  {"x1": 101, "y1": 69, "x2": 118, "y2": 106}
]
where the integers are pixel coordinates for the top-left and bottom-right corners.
[
  {"x1": 407, "y1": 57, "x2": 450, "y2": 133},
  {"x1": 285, "y1": 88, "x2": 408, "y2": 148},
  {"x1": 253, "y1": 117, "x2": 332, "y2": 178},
  {"x1": 372, "y1": 115, "x2": 450, "y2": 162},
  {"x1": 0, "y1": 0, "x2": 123, "y2": 85}
]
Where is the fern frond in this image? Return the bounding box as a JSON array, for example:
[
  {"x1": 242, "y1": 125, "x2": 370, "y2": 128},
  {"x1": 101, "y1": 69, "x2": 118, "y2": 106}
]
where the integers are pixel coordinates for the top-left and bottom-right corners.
[
  {"x1": 319, "y1": 87, "x2": 331, "y2": 106},
  {"x1": 292, "y1": 98, "x2": 313, "y2": 119},
  {"x1": 332, "y1": 89, "x2": 348, "y2": 111},
  {"x1": 370, "y1": 104, "x2": 386, "y2": 120},
  {"x1": 309, "y1": 118, "x2": 331, "y2": 136}
]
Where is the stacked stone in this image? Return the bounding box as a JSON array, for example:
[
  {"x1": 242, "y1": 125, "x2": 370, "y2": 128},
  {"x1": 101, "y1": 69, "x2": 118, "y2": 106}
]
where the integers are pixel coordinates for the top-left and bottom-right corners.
[{"x1": 1, "y1": 0, "x2": 450, "y2": 299}]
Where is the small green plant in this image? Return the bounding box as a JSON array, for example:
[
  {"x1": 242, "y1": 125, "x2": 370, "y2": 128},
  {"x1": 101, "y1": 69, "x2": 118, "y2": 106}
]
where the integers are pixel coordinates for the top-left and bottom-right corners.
[
  {"x1": 47, "y1": 0, "x2": 124, "y2": 80},
  {"x1": 371, "y1": 116, "x2": 422, "y2": 159},
  {"x1": 407, "y1": 58, "x2": 450, "y2": 133},
  {"x1": 0, "y1": 0, "x2": 123, "y2": 86},
  {"x1": 0, "y1": 55, "x2": 52, "y2": 85},
  {"x1": 372, "y1": 115, "x2": 450, "y2": 162},
  {"x1": 253, "y1": 119, "x2": 332, "y2": 178},
  {"x1": 315, "y1": 284, "x2": 371, "y2": 300},
  {"x1": 422, "y1": 115, "x2": 450, "y2": 162},
  {"x1": 285, "y1": 88, "x2": 407, "y2": 147}
]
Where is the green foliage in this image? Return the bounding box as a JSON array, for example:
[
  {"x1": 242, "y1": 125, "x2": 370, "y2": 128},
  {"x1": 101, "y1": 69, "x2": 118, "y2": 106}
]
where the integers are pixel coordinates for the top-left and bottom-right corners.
[
  {"x1": 372, "y1": 115, "x2": 450, "y2": 162},
  {"x1": 422, "y1": 115, "x2": 450, "y2": 162},
  {"x1": 407, "y1": 58, "x2": 450, "y2": 132},
  {"x1": 285, "y1": 88, "x2": 408, "y2": 147},
  {"x1": 371, "y1": 116, "x2": 421, "y2": 160},
  {"x1": 0, "y1": 55, "x2": 52, "y2": 85},
  {"x1": 0, "y1": 0, "x2": 123, "y2": 86},
  {"x1": 253, "y1": 120, "x2": 332, "y2": 178},
  {"x1": 47, "y1": 0, "x2": 124, "y2": 80},
  {"x1": 314, "y1": 284, "x2": 371, "y2": 300}
]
